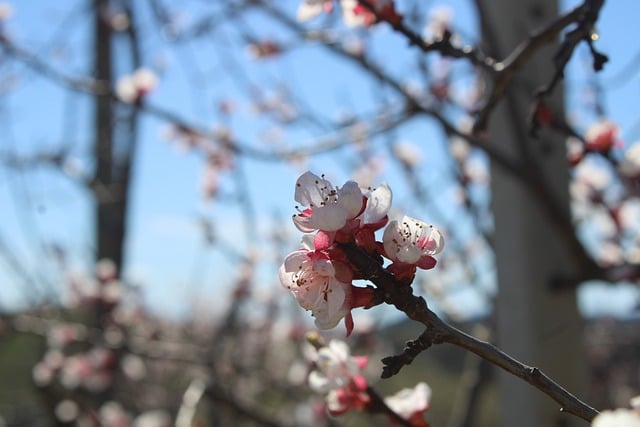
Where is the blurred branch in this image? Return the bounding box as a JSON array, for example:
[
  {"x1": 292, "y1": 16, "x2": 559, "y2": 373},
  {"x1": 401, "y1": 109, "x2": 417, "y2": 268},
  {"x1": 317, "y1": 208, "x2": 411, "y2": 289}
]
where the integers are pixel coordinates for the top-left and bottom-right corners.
[{"x1": 203, "y1": 383, "x2": 294, "y2": 427}]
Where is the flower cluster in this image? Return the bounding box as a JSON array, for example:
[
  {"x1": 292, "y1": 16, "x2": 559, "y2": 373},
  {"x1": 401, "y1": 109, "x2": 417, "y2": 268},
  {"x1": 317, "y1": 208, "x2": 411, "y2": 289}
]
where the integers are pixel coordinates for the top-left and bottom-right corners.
[
  {"x1": 297, "y1": 0, "x2": 402, "y2": 28},
  {"x1": 279, "y1": 171, "x2": 443, "y2": 335},
  {"x1": 307, "y1": 339, "x2": 431, "y2": 425},
  {"x1": 115, "y1": 68, "x2": 158, "y2": 104},
  {"x1": 308, "y1": 340, "x2": 371, "y2": 416}
]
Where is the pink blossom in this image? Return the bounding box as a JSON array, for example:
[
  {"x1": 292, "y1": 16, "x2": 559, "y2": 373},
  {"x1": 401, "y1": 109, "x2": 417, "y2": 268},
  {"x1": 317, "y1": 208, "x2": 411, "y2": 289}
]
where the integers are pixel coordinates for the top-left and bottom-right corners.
[
  {"x1": 293, "y1": 171, "x2": 365, "y2": 232},
  {"x1": 384, "y1": 382, "x2": 432, "y2": 426},
  {"x1": 279, "y1": 249, "x2": 352, "y2": 330},
  {"x1": 620, "y1": 142, "x2": 640, "y2": 179},
  {"x1": 585, "y1": 119, "x2": 620, "y2": 153},
  {"x1": 116, "y1": 68, "x2": 158, "y2": 104},
  {"x1": 308, "y1": 340, "x2": 370, "y2": 416},
  {"x1": 383, "y1": 216, "x2": 444, "y2": 267},
  {"x1": 297, "y1": 0, "x2": 334, "y2": 21},
  {"x1": 344, "y1": 0, "x2": 401, "y2": 28},
  {"x1": 424, "y1": 5, "x2": 454, "y2": 41}
]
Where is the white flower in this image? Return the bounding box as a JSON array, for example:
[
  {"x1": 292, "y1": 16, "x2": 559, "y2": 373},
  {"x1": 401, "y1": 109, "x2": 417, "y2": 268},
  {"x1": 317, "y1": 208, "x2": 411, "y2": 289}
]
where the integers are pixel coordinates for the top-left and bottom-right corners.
[
  {"x1": 361, "y1": 182, "x2": 392, "y2": 225},
  {"x1": 308, "y1": 340, "x2": 365, "y2": 393},
  {"x1": 384, "y1": 382, "x2": 432, "y2": 422},
  {"x1": 293, "y1": 171, "x2": 364, "y2": 232},
  {"x1": 279, "y1": 249, "x2": 350, "y2": 329},
  {"x1": 297, "y1": 0, "x2": 330, "y2": 21},
  {"x1": 116, "y1": 68, "x2": 158, "y2": 103},
  {"x1": 585, "y1": 119, "x2": 618, "y2": 151},
  {"x1": 383, "y1": 216, "x2": 444, "y2": 264},
  {"x1": 340, "y1": 0, "x2": 365, "y2": 27},
  {"x1": 620, "y1": 142, "x2": 640, "y2": 178},
  {"x1": 393, "y1": 141, "x2": 423, "y2": 167},
  {"x1": 592, "y1": 409, "x2": 640, "y2": 427},
  {"x1": 424, "y1": 5, "x2": 454, "y2": 41}
]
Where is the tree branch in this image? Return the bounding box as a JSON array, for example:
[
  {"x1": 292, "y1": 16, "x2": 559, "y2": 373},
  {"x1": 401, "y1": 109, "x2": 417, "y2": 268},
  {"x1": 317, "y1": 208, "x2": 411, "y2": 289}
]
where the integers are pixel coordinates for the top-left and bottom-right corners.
[{"x1": 340, "y1": 242, "x2": 599, "y2": 422}]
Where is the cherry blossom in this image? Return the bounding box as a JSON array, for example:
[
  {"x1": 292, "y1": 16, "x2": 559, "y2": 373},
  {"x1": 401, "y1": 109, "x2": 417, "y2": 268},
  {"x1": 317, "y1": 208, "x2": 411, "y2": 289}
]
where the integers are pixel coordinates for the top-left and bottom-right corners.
[
  {"x1": 360, "y1": 182, "x2": 392, "y2": 226},
  {"x1": 383, "y1": 216, "x2": 444, "y2": 267},
  {"x1": 384, "y1": 382, "x2": 432, "y2": 427},
  {"x1": 343, "y1": 0, "x2": 401, "y2": 28},
  {"x1": 393, "y1": 141, "x2": 423, "y2": 168},
  {"x1": 308, "y1": 340, "x2": 370, "y2": 416},
  {"x1": 424, "y1": 5, "x2": 454, "y2": 41},
  {"x1": 619, "y1": 142, "x2": 640, "y2": 179},
  {"x1": 293, "y1": 171, "x2": 365, "y2": 232},
  {"x1": 115, "y1": 68, "x2": 158, "y2": 104},
  {"x1": 585, "y1": 119, "x2": 620, "y2": 153},
  {"x1": 279, "y1": 248, "x2": 352, "y2": 330},
  {"x1": 297, "y1": 0, "x2": 334, "y2": 22}
]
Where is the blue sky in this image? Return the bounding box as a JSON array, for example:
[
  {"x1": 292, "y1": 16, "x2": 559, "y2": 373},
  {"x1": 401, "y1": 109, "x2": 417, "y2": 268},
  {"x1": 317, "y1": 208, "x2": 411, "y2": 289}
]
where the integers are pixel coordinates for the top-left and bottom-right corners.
[{"x1": 0, "y1": 0, "x2": 638, "y2": 322}]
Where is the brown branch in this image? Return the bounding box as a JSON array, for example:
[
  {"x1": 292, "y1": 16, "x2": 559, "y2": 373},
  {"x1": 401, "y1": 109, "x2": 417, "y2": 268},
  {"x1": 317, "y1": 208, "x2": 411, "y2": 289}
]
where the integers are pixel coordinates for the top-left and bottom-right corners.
[
  {"x1": 203, "y1": 383, "x2": 294, "y2": 427},
  {"x1": 357, "y1": 0, "x2": 495, "y2": 70},
  {"x1": 474, "y1": 0, "x2": 606, "y2": 133},
  {"x1": 340, "y1": 242, "x2": 600, "y2": 422},
  {"x1": 357, "y1": 0, "x2": 606, "y2": 133}
]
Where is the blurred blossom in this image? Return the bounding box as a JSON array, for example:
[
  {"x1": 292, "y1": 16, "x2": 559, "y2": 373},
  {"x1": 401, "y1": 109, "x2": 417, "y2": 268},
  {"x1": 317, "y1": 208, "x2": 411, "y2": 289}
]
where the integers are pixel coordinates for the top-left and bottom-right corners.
[
  {"x1": 102, "y1": 280, "x2": 124, "y2": 305},
  {"x1": 133, "y1": 410, "x2": 172, "y2": 427},
  {"x1": 104, "y1": 326, "x2": 125, "y2": 347},
  {"x1": 342, "y1": 34, "x2": 365, "y2": 56},
  {"x1": 48, "y1": 323, "x2": 85, "y2": 348},
  {"x1": 308, "y1": 340, "x2": 367, "y2": 393},
  {"x1": 393, "y1": 141, "x2": 423, "y2": 168},
  {"x1": 33, "y1": 362, "x2": 54, "y2": 387},
  {"x1": 61, "y1": 355, "x2": 92, "y2": 389},
  {"x1": 424, "y1": 5, "x2": 454, "y2": 41},
  {"x1": 96, "y1": 259, "x2": 118, "y2": 282},
  {"x1": 122, "y1": 354, "x2": 147, "y2": 381},
  {"x1": 450, "y1": 135, "x2": 472, "y2": 162},
  {"x1": 55, "y1": 400, "x2": 79, "y2": 423},
  {"x1": 592, "y1": 209, "x2": 618, "y2": 239},
  {"x1": 592, "y1": 408, "x2": 640, "y2": 427},
  {"x1": 567, "y1": 136, "x2": 585, "y2": 165},
  {"x1": 384, "y1": 382, "x2": 432, "y2": 426},
  {"x1": 287, "y1": 360, "x2": 308, "y2": 385},
  {"x1": 596, "y1": 241, "x2": 624, "y2": 266},
  {"x1": 0, "y1": 3, "x2": 12, "y2": 21},
  {"x1": 617, "y1": 199, "x2": 640, "y2": 229},
  {"x1": 297, "y1": 0, "x2": 333, "y2": 22},
  {"x1": 116, "y1": 68, "x2": 158, "y2": 104},
  {"x1": 572, "y1": 159, "x2": 612, "y2": 199},
  {"x1": 463, "y1": 157, "x2": 489, "y2": 183},
  {"x1": 99, "y1": 401, "x2": 131, "y2": 427},
  {"x1": 109, "y1": 11, "x2": 130, "y2": 31},
  {"x1": 308, "y1": 340, "x2": 370, "y2": 416},
  {"x1": 620, "y1": 142, "x2": 640, "y2": 179},
  {"x1": 626, "y1": 241, "x2": 640, "y2": 264},
  {"x1": 584, "y1": 119, "x2": 620, "y2": 153}
]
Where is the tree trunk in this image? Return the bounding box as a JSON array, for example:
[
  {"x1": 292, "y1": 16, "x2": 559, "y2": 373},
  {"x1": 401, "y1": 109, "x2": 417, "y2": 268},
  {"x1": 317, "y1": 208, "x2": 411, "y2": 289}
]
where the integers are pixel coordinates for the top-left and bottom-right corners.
[{"x1": 477, "y1": 1, "x2": 589, "y2": 426}]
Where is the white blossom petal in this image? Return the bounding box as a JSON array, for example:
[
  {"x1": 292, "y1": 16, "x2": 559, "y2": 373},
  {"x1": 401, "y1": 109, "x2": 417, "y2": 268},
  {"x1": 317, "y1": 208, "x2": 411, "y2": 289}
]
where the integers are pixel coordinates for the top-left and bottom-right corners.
[
  {"x1": 384, "y1": 382, "x2": 432, "y2": 421},
  {"x1": 362, "y1": 182, "x2": 392, "y2": 224}
]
